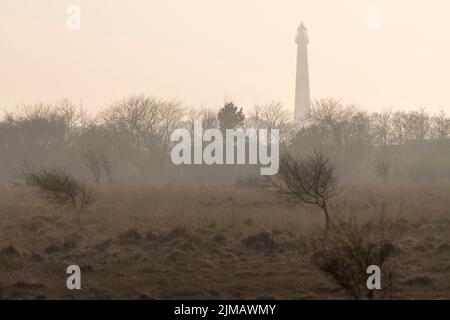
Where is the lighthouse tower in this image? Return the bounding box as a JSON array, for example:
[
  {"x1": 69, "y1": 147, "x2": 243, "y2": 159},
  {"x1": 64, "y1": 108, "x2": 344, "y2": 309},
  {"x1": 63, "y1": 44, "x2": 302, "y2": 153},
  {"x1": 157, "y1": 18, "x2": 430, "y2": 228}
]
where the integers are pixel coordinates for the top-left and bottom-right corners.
[{"x1": 294, "y1": 22, "x2": 311, "y2": 121}]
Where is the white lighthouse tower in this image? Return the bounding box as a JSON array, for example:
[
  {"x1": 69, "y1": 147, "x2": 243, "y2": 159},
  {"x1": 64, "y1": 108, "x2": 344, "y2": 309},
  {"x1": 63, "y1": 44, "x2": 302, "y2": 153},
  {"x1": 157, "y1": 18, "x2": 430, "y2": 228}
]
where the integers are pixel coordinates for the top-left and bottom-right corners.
[{"x1": 294, "y1": 22, "x2": 311, "y2": 121}]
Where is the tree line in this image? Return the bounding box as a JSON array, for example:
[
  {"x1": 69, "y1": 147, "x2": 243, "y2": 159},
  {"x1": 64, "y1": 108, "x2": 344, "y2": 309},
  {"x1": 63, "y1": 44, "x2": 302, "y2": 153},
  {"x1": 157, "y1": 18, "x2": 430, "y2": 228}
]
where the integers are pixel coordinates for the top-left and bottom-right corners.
[{"x1": 1, "y1": 95, "x2": 449, "y2": 184}]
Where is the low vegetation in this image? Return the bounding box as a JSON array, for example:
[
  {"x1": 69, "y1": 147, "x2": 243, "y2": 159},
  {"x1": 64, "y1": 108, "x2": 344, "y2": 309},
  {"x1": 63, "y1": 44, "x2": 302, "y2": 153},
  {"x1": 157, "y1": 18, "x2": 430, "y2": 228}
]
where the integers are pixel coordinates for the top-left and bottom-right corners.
[
  {"x1": 22, "y1": 165, "x2": 93, "y2": 210},
  {"x1": 1, "y1": 96, "x2": 449, "y2": 300},
  {"x1": 0, "y1": 184, "x2": 449, "y2": 299},
  {"x1": 311, "y1": 217, "x2": 395, "y2": 299}
]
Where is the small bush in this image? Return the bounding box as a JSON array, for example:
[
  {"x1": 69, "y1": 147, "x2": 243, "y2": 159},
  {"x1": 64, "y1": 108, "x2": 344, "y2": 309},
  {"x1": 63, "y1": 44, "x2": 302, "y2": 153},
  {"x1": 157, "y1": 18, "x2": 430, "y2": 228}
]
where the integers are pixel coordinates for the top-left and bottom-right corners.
[
  {"x1": 22, "y1": 165, "x2": 93, "y2": 210},
  {"x1": 119, "y1": 229, "x2": 142, "y2": 241},
  {"x1": 311, "y1": 217, "x2": 395, "y2": 299},
  {"x1": 241, "y1": 231, "x2": 276, "y2": 252}
]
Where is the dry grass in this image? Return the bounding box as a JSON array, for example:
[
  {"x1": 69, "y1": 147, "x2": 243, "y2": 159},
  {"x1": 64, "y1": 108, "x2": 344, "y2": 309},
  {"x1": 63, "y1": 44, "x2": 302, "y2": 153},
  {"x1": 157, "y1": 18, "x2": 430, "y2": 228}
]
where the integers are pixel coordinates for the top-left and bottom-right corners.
[{"x1": 0, "y1": 183, "x2": 450, "y2": 299}]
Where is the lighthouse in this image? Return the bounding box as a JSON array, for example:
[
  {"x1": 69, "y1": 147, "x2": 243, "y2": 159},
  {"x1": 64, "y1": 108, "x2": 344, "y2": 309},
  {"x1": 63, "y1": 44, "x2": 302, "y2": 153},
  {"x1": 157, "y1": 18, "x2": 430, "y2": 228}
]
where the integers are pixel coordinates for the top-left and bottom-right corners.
[{"x1": 294, "y1": 22, "x2": 311, "y2": 121}]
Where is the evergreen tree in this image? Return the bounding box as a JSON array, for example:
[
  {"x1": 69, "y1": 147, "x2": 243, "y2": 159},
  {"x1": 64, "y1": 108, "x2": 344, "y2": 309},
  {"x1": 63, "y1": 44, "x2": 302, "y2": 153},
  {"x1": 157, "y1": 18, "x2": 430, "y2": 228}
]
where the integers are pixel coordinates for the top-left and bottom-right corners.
[{"x1": 218, "y1": 101, "x2": 245, "y2": 133}]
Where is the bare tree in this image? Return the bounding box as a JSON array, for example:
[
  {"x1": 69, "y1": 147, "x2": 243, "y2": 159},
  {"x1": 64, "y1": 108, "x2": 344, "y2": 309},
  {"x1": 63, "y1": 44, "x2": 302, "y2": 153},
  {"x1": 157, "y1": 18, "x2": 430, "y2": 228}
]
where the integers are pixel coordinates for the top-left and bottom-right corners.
[
  {"x1": 345, "y1": 111, "x2": 373, "y2": 147},
  {"x1": 6, "y1": 103, "x2": 67, "y2": 151},
  {"x1": 248, "y1": 102, "x2": 294, "y2": 142},
  {"x1": 186, "y1": 107, "x2": 219, "y2": 134},
  {"x1": 99, "y1": 152, "x2": 113, "y2": 183},
  {"x1": 10, "y1": 100, "x2": 88, "y2": 148},
  {"x1": 57, "y1": 98, "x2": 89, "y2": 147},
  {"x1": 83, "y1": 149, "x2": 102, "y2": 183},
  {"x1": 431, "y1": 110, "x2": 450, "y2": 141},
  {"x1": 371, "y1": 111, "x2": 392, "y2": 146},
  {"x1": 266, "y1": 151, "x2": 339, "y2": 229},
  {"x1": 103, "y1": 95, "x2": 184, "y2": 153},
  {"x1": 102, "y1": 95, "x2": 185, "y2": 178},
  {"x1": 401, "y1": 108, "x2": 430, "y2": 143},
  {"x1": 201, "y1": 108, "x2": 219, "y2": 130},
  {"x1": 309, "y1": 98, "x2": 368, "y2": 146},
  {"x1": 390, "y1": 111, "x2": 406, "y2": 145},
  {"x1": 82, "y1": 149, "x2": 113, "y2": 184},
  {"x1": 158, "y1": 98, "x2": 187, "y2": 150}
]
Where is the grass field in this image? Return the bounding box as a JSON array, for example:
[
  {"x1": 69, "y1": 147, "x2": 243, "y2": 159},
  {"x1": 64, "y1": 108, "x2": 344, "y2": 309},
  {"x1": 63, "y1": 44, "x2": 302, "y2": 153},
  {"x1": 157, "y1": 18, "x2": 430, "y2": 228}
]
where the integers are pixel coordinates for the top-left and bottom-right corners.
[{"x1": 1, "y1": 183, "x2": 450, "y2": 299}]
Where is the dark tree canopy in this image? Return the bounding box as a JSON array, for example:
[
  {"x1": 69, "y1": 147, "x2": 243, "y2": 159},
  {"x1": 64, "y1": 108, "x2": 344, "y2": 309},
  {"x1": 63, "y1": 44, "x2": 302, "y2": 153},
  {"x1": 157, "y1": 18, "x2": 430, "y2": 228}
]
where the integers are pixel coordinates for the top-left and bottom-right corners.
[{"x1": 218, "y1": 101, "x2": 245, "y2": 132}]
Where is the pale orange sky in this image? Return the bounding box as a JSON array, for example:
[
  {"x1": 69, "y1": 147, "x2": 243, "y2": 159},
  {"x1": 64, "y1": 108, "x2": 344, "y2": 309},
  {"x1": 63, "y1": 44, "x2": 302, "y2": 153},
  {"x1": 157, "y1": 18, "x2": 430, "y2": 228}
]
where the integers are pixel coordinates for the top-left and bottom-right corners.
[{"x1": 1, "y1": 0, "x2": 449, "y2": 114}]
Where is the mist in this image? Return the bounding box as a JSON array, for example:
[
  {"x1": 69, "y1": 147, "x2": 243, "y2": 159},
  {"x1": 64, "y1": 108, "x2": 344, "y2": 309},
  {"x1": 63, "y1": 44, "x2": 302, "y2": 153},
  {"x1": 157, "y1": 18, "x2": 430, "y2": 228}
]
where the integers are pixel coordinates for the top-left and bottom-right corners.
[
  {"x1": 1, "y1": 1, "x2": 450, "y2": 302},
  {"x1": 1, "y1": 0, "x2": 450, "y2": 113}
]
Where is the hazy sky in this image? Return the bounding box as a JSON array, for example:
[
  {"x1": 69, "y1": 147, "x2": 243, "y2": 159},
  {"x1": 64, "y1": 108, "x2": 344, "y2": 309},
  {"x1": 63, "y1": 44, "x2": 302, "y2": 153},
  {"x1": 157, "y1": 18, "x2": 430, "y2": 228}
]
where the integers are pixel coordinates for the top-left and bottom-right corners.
[{"x1": 1, "y1": 0, "x2": 450, "y2": 114}]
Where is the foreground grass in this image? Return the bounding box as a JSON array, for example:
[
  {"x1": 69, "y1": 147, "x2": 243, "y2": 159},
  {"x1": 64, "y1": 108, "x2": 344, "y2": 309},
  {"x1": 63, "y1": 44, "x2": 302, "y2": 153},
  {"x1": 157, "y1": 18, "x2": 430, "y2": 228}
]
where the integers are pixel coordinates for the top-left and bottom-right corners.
[{"x1": 0, "y1": 184, "x2": 450, "y2": 299}]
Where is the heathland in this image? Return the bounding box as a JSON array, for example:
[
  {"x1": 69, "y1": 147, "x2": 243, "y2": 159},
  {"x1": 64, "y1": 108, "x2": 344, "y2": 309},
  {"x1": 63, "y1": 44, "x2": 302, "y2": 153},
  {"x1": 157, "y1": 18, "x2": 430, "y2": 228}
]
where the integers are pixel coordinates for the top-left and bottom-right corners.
[{"x1": 1, "y1": 183, "x2": 449, "y2": 299}]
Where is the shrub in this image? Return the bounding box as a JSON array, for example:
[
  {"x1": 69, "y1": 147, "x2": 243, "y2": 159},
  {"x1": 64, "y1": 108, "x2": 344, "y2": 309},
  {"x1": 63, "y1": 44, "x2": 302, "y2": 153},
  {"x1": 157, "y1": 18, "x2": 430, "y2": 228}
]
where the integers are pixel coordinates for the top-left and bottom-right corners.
[
  {"x1": 22, "y1": 165, "x2": 93, "y2": 210},
  {"x1": 311, "y1": 217, "x2": 395, "y2": 299}
]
